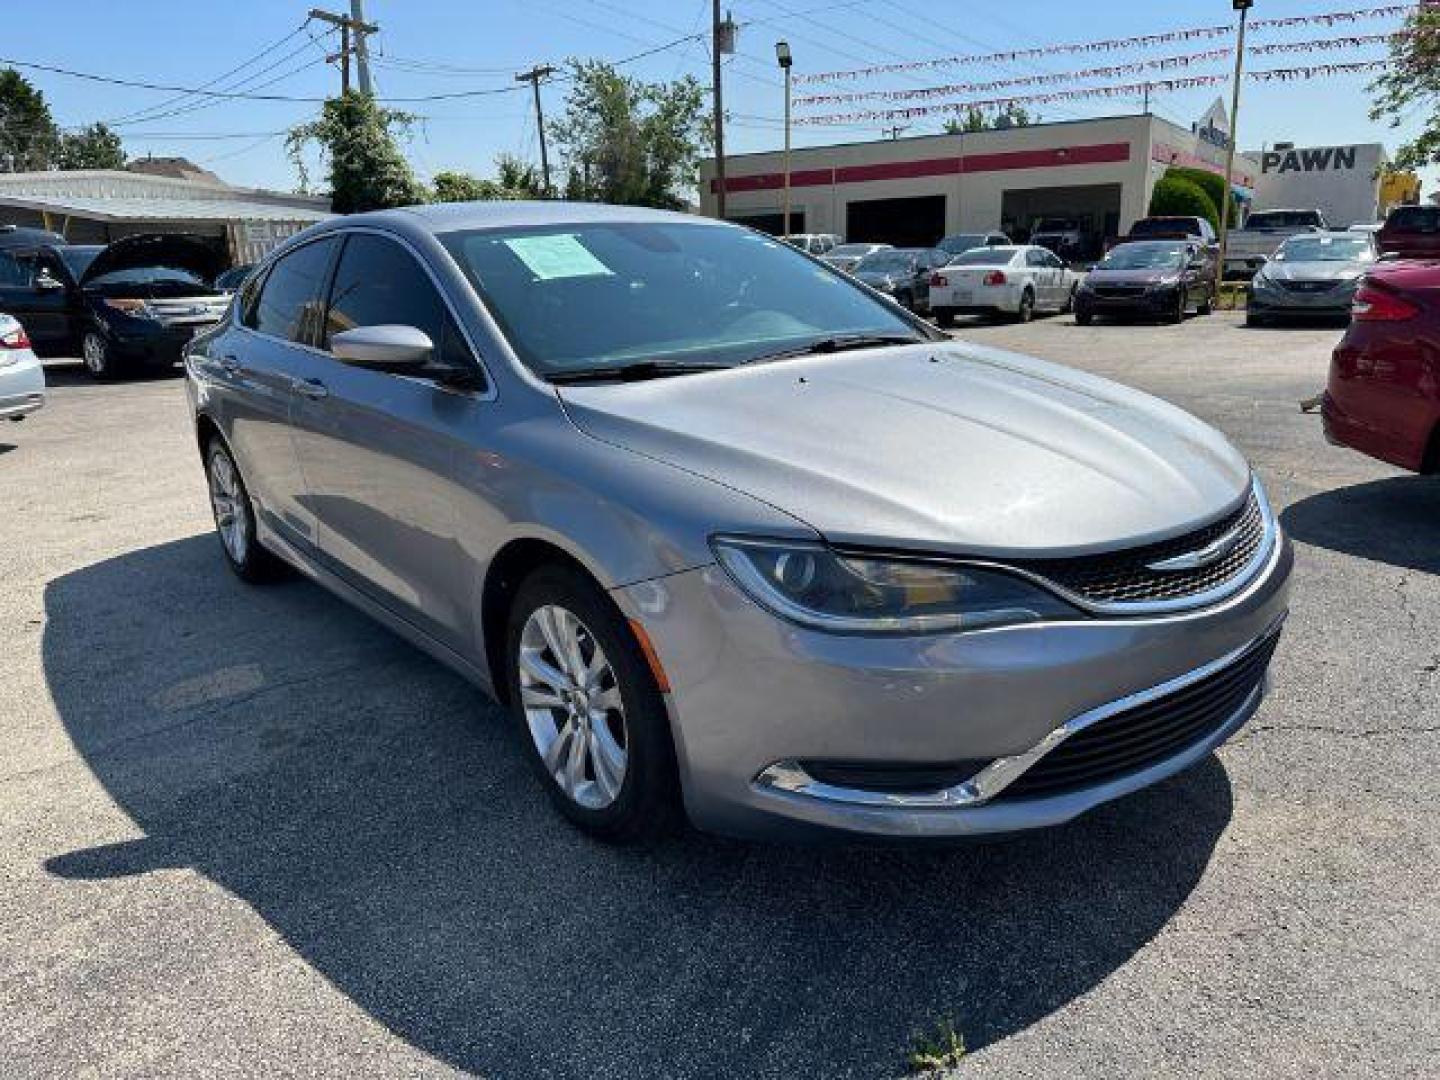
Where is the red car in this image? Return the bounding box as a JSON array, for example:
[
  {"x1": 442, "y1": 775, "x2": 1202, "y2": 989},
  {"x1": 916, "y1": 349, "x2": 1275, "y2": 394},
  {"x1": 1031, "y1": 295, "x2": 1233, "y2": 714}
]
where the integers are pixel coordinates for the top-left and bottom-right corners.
[
  {"x1": 1323, "y1": 260, "x2": 1440, "y2": 472},
  {"x1": 1376, "y1": 205, "x2": 1440, "y2": 261}
]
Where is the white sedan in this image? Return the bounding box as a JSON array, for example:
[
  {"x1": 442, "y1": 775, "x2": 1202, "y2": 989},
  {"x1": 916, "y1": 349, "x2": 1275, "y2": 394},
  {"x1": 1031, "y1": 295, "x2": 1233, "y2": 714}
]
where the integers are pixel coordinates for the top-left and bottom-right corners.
[
  {"x1": 928, "y1": 245, "x2": 1082, "y2": 326},
  {"x1": 0, "y1": 313, "x2": 45, "y2": 424}
]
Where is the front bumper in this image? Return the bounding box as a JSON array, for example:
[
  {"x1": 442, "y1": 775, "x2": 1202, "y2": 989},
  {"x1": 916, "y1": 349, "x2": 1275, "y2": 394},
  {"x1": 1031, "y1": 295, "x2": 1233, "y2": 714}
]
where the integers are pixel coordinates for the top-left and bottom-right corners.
[
  {"x1": 1076, "y1": 287, "x2": 1178, "y2": 316},
  {"x1": 615, "y1": 527, "x2": 1293, "y2": 841},
  {"x1": 0, "y1": 352, "x2": 46, "y2": 420},
  {"x1": 1249, "y1": 283, "x2": 1356, "y2": 319},
  {"x1": 106, "y1": 319, "x2": 222, "y2": 367}
]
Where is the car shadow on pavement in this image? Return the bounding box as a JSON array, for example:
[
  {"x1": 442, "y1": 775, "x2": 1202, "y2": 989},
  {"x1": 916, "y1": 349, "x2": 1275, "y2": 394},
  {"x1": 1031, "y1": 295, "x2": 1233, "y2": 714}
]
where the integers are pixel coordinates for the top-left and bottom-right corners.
[
  {"x1": 1281, "y1": 476, "x2": 1440, "y2": 575},
  {"x1": 41, "y1": 535, "x2": 1234, "y2": 1078}
]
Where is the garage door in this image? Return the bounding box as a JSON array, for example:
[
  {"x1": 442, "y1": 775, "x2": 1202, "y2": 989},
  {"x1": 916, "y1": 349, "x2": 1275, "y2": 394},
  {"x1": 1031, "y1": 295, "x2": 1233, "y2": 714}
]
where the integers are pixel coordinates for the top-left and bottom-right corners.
[{"x1": 846, "y1": 196, "x2": 945, "y2": 247}]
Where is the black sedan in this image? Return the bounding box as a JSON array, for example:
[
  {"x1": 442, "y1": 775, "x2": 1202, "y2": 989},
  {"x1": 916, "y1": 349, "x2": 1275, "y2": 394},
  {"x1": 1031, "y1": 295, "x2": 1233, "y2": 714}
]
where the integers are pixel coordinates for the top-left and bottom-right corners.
[
  {"x1": 1074, "y1": 241, "x2": 1215, "y2": 325},
  {"x1": 850, "y1": 247, "x2": 950, "y2": 312}
]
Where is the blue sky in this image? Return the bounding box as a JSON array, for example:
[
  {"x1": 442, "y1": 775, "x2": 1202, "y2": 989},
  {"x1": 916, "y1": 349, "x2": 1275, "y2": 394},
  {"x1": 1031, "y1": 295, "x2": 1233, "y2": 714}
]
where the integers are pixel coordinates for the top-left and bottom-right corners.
[{"x1": 10, "y1": 0, "x2": 1436, "y2": 199}]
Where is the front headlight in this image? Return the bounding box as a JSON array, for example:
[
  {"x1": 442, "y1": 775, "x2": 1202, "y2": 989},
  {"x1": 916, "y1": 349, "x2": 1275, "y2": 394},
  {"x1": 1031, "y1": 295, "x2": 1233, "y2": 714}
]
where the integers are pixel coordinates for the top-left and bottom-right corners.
[{"x1": 711, "y1": 537, "x2": 1081, "y2": 634}]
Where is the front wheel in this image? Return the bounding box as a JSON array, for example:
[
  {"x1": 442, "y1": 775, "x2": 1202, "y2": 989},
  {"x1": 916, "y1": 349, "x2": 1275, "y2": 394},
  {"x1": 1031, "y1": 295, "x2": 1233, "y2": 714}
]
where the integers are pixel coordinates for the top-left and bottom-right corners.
[
  {"x1": 1168, "y1": 289, "x2": 1186, "y2": 324},
  {"x1": 507, "y1": 565, "x2": 681, "y2": 844},
  {"x1": 1196, "y1": 287, "x2": 1214, "y2": 316},
  {"x1": 894, "y1": 290, "x2": 914, "y2": 312},
  {"x1": 933, "y1": 308, "x2": 955, "y2": 329},
  {"x1": 81, "y1": 330, "x2": 117, "y2": 380},
  {"x1": 1075, "y1": 307, "x2": 1094, "y2": 326},
  {"x1": 1063, "y1": 284, "x2": 1078, "y2": 314}
]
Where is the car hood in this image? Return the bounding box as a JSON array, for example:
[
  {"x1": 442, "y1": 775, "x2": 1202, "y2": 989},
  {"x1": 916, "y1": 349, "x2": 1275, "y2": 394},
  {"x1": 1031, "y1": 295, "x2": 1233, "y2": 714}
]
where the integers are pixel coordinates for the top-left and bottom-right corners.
[
  {"x1": 1086, "y1": 267, "x2": 1179, "y2": 286},
  {"x1": 77, "y1": 233, "x2": 227, "y2": 287},
  {"x1": 1261, "y1": 260, "x2": 1369, "y2": 283},
  {"x1": 557, "y1": 342, "x2": 1251, "y2": 557}
]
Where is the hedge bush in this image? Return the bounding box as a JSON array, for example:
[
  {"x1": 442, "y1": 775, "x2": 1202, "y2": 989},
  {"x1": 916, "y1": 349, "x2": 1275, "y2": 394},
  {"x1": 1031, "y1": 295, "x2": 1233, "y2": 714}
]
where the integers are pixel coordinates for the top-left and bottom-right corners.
[{"x1": 1148, "y1": 175, "x2": 1220, "y2": 230}]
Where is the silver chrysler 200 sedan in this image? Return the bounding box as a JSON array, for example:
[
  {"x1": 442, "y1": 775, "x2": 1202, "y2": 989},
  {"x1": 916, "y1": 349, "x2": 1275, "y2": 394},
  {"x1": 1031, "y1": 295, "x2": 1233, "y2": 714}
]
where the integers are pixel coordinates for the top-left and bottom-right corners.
[{"x1": 184, "y1": 202, "x2": 1292, "y2": 843}]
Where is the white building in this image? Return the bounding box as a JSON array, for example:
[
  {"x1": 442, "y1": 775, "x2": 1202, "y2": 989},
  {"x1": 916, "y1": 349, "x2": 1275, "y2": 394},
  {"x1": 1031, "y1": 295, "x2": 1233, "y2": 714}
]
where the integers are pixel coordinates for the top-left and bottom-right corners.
[
  {"x1": 700, "y1": 111, "x2": 1262, "y2": 248},
  {"x1": 1246, "y1": 142, "x2": 1387, "y2": 228},
  {"x1": 0, "y1": 169, "x2": 332, "y2": 262}
]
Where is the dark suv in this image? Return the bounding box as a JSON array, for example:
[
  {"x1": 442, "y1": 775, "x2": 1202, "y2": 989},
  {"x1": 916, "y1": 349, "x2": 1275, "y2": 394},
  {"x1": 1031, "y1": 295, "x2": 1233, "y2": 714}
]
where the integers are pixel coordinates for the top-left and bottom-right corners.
[{"x1": 1377, "y1": 205, "x2": 1440, "y2": 262}]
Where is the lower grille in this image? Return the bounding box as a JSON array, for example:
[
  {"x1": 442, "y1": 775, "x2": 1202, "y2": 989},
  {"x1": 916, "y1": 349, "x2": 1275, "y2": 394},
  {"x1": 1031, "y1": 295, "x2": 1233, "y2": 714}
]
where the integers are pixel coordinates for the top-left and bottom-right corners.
[
  {"x1": 996, "y1": 629, "x2": 1281, "y2": 801},
  {"x1": 1010, "y1": 489, "x2": 1267, "y2": 607},
  {"x1": 1275, "y1": 278, "x2": 1338, "y2": 293},
  {"x1": 1093, "y1": 285, "x2": 1147, "y2": 299},
  {"x1": 803, "y1": 760, "x2": 985, "y2": 794}
]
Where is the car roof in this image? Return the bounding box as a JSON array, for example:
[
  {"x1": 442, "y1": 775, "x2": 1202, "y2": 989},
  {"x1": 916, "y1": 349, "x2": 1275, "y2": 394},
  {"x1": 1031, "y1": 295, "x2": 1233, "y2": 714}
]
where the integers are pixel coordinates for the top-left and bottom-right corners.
[{"x1": 363, "y1": 200, "x2": 714, "y2": 234}]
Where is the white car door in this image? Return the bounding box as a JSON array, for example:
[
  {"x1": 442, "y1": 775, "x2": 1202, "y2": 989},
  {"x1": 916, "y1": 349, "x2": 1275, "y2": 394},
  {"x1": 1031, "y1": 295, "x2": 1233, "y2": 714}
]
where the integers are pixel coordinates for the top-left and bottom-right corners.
[{"x1": 1024, "y1": 248, "x2": 1058, "y2": 308}]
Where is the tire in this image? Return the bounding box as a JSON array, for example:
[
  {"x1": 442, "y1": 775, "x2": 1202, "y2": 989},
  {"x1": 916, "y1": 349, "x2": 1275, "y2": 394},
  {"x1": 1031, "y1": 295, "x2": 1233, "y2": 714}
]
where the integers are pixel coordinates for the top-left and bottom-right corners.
[
  {"x1": 933, "y1": 308, "x2": 955, "y2": 329},
  {"x1": 1063, "y1": 284, "x2": 1078, "y2": 314},
  {"x1": 1075, "y1": 308, "x2": 1094, "y2": 326},
  {"x1": 204, "y1": 436, "x2": 287, "y2": 583},
  {"x1": 1015, "y1": 289, "x2": 1035, "y2": 323},
  {"x1": 506, "y1": 564, "x2": 681, "y2": 844},
  {"x1": 1245, "y1": 306, "x2": 1265, "y2": 328},
  {"x1": 1196, "y1": 287, "x2": 1214, "y2": 316},
  {"x1": 1168, "y1": 289, "x2": 1186, "y2": 324},
  {"x1": 81, "y1": 329, "x2": 118, "y2": 381},
  {"x1": 895, "y1": 290, "x2": 914, "y2": 312}
]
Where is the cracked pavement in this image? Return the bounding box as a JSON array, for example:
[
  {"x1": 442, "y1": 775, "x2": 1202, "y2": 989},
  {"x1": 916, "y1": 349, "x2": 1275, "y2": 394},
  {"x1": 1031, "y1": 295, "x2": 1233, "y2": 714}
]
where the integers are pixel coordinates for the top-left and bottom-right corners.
[{"x1": 1, "y1": 313, "x2": 1436, "y2": 1078}]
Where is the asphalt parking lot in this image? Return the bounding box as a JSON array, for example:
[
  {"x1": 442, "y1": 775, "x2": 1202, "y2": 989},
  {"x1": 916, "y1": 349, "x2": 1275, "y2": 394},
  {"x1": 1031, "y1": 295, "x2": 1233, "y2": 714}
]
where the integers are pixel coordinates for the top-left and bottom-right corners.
[{"x1": 2, "y1": 311, "x2": 1436, "y2": 1079}]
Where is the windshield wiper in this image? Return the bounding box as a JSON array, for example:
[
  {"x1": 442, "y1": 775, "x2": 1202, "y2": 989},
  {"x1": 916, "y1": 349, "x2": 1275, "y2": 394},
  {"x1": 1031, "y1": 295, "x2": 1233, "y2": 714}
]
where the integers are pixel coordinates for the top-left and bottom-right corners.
[
  {"x1": 546, "y1": 360, "x2": 731, "y2": 385},
  {"x1": 748, "y1": 332, "x2": 927, "y2": 364}
]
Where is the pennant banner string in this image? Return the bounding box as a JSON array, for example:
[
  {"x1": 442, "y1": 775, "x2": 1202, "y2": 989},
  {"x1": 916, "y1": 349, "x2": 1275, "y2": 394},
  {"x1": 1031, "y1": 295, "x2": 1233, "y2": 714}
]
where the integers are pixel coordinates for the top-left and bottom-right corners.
[{"x1": 794, "y1": 5, "x2": 1416, "y2": 85}]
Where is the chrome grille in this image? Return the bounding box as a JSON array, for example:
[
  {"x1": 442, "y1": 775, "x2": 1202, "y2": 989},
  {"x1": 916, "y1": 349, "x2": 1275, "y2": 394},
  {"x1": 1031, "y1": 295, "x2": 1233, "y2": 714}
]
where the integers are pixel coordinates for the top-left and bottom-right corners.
[
  {"x1": 1012, "y1": 491, "x2": 1267, "y2": 607},
  {"x1": 1275, "y1": 278, "x2": 1337, "y2": 293},
  {"x1": 997, "y1": 628, "x2": 1280, "y2": 801}
]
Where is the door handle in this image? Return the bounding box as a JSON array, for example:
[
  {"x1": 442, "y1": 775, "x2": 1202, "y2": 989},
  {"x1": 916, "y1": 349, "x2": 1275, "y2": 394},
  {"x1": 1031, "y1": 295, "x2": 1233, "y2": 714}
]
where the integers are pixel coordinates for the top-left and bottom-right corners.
[{"x1": 292, "y1": 376, "x2": 329, "y2": 400}]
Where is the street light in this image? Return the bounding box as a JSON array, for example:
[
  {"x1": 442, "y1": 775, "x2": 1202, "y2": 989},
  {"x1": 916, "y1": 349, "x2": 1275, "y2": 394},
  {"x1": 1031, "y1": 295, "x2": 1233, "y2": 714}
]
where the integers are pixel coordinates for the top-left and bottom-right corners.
[{"x1": 776, "y1": 40, "x2": 793, "y2": 238}]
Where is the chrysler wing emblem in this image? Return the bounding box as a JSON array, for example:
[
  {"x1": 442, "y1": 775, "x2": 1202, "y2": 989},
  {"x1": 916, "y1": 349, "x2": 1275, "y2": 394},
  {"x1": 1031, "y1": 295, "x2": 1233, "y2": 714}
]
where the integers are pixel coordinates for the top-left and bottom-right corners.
[{"x1": 1147, "y1": 526, "x2": 1243, "y2": 572}]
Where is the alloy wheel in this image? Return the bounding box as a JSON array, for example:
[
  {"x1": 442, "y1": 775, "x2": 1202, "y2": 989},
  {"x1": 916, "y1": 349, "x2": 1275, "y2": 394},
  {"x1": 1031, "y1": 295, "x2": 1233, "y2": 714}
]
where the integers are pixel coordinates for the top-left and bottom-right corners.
[
  {"x1": 82, "y1": 332, "x2": 108, "y2": 376},
  {"x1": 207, "y1": 449, "x2": 250, "y2": 564},
  {"x1": 517, "y1": 604, "x2": 629, "y2": 810}
]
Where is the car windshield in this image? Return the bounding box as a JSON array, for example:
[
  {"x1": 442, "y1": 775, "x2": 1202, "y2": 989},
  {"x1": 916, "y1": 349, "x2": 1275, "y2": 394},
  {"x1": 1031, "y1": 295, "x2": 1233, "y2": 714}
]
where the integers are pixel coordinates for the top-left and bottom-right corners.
[
  {"x1": 1387, "y1": 206, "x2": 1439, "y2": 232},
  {"x1": 1099, "y1": 244, "x2": 1187, "y2": 270},
  {"x1": 1275, "y1": 236, "x2": 1373, "y2": 262},
  {"x1": 855, "y1": 251, "x2": 917, "y2": 272},
  {"x1": 828, "y1": 244, "x2": 878, "y2": 257},
  {"x1": 1131, "y1": 219, "x2": 1199, "y2": 237},
  {"x1": 439, "y1": 222, "x2": 923, "y2": 377},
  {"x1": 58, "y1": 245, "x2": 103, "y2": 279},
  {"x1": 937, "y1": 234, "x2": 986, "y2": 254},
  {"x1": 86, "y1": 265, "x2": 207, "y2": 287},
  {"x1": 947, "y1": 248, "x2": 1015, "y2": 266}
]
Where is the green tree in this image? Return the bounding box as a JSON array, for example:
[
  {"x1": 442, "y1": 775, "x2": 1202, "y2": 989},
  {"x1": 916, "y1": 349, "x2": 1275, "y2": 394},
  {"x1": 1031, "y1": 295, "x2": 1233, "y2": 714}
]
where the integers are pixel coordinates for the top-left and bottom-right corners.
[
  {"x1": 1369, "y1": 2, "x2": 1440, "y2": 169},
  {"x1": 1148, "y1": 174, "x2": 1219, "y2": 230},
  {"x1": 942, "y1": 103, "x2": 1036, "y2": 134},
  {"x1": 286, "y1": 91, "x2": 426, "y2": 213},
  {"x1": 56, "y1": 123, "x2": 126, "y2": 170},
  {"x1": 0, "y1": 68, "x2": 59, "y2": 171},
  {"x1": 550, "y1": 60, "x2": 709, "y2": 209},
  {"x1": 431, "y1": 155, "x2": 545, "y2": 203}
]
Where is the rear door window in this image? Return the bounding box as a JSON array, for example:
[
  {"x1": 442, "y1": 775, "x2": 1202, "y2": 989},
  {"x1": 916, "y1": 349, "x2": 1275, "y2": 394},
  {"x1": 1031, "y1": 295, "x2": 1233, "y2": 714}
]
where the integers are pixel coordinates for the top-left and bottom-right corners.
[{"x1": 247, "y1": 237, "x2": 339, "y2": 344}]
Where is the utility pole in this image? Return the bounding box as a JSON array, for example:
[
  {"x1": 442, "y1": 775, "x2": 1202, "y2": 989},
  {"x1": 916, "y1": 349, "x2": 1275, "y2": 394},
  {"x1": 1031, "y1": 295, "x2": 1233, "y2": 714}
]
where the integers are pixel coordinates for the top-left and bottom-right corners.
[
  {"x1": 1142, "y1": 82, "x2": 1150, "y2": 115},
  {"x1": 883, "y1": 124, "x2": 909, "y2": 140},
  {"x1": 776, "y1": 41, "x2": 793, "y2": 238},
  {"x1": 310, "y1": 6, "x2": 377, "y2": 94},
  {"x1": 515, "y1": 64, "x2": 556, "y2": 196},
  {"x1": 712, "y1": 3, "x2": 736, "y2": 219},
  {"x1": 350, "y1": 0, "x2": 374, "y2": 95},
  {"x1": 1215, "y1": 0, "x2": 1253, "y2": 297}
]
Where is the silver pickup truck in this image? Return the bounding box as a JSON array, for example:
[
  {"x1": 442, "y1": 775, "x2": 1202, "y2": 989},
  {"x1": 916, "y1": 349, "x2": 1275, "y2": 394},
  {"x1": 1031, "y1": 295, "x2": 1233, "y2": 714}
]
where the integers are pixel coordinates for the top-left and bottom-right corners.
[{"x1": 1224, "y1": 209, "x2": 1329, "y2": 277}]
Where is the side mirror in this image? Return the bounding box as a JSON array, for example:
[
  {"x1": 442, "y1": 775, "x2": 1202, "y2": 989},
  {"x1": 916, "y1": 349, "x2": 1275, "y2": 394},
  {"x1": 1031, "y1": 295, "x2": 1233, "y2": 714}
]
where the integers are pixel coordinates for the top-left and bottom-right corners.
[
  {"x1": 1378, "y1": 252, "x2": 1402, "y2": 262},
  {"x1": 331, "y1": 324, "x2": 433, "y2": 370}
]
